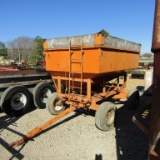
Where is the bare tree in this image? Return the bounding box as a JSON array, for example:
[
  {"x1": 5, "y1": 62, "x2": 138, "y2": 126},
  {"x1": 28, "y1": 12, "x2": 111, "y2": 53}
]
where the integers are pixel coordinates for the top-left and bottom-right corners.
[{"x1": 7, "y1": 36, "x2": 35, "y2": 62}]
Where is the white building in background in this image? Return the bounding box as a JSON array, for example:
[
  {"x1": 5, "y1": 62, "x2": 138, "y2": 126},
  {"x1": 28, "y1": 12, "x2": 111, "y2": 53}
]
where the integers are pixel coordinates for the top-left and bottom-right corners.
[{"x1": 139, "y1": 56, "x2": 154, "y2": 69}]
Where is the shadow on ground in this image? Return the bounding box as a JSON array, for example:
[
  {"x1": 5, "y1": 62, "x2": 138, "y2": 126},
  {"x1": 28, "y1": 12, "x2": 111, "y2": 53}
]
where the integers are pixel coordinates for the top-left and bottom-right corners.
[
  {"x1": 0, "y1": 104, "x2": 37, "y2": 160},
  {"x1": 0, "y1": 114, "x2": 25, "y2": 160},
  {"x1": 115, "y1": 92, "x2": 151, "y2": 160}
]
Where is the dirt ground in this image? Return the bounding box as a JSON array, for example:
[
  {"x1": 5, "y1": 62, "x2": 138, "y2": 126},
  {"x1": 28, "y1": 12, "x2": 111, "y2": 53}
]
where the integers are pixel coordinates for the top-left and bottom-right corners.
[{"x1": 0, "y1": 74, "x2": 152, "y2": 160}]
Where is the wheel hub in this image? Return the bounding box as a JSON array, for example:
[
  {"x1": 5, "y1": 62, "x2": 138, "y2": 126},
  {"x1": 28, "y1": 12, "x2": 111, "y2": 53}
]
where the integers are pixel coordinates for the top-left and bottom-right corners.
[
  {"x1": 11, "y1": 93, "x2": 27, "y2": 110},
  {"x1": 106, "y1": 109, "x2": 115, "y2": 126},
  {"x1": 54, "y1": 99, "x2": 64, "y2": 111},
  {"x1": 41, "y1": 89, "x2": 52, "y2": 103}
]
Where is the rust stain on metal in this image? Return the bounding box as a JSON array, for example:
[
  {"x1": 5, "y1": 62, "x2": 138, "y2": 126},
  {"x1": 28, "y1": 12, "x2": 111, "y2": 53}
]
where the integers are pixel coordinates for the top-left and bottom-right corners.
[
  {"x1": 149, "y1": 0, "x2": 160, "y2": 159},
  {"x1": 152, "y1": 0, "x2": 160, "y2": 51}
]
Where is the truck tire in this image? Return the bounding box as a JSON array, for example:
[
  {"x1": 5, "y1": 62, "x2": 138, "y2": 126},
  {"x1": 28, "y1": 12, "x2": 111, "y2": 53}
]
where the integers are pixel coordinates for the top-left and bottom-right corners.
[
  {"x1": 33, "y1": 82, "x2": 56, "y2": 109},
  {"x1": 95, "y1": 102, "x2": 116, "y2": 131},
  {"x1": 46, "y1": 92, "x2": 65, "y2": 115},
  {"x1": 126, "y1": 89, "x2": 140, "y2": 109},
  {"x1": 0, "y1": 86, "x2": 32, "y2": 117}
]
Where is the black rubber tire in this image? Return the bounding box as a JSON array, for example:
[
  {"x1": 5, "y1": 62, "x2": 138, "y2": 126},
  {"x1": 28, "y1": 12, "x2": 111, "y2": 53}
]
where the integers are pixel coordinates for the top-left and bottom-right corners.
[
  {"x1": 0, "y1": 86, "x2": 32, "y2": 117},
  {"x1": 33, "y1": 82, "x2": 56, "y2": 109},
  {"x1": 95, "y1": 102, "x2": 116, "y2": 131},
  {"x1": 127, "y1": 89, "x2": 140, "y2": 109},
  {"x1": 46, "y1": 92, "x2": 65, "y2": 115}
]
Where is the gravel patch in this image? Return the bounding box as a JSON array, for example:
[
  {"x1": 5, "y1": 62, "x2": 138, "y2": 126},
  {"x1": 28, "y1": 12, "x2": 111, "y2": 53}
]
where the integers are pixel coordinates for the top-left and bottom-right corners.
[{"x1": 0, "y1": 75, "x2": 150, "y2": 160}]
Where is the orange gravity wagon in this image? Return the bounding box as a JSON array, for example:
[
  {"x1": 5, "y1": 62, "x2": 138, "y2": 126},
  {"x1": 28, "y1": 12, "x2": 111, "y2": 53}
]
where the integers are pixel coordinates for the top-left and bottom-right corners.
[
  {"x1": 43, "y1": 31, "x2": 141, "y2": 131},
  {"x1": 9, "y1": 31, "x2": 142, "y2": 148}
]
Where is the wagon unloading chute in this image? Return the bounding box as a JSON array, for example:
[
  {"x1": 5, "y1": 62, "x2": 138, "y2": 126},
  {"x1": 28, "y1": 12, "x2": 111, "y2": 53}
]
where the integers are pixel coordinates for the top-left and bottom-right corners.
[{"x1": 10, "y1": 31, "x2": 141, "y2": 147}]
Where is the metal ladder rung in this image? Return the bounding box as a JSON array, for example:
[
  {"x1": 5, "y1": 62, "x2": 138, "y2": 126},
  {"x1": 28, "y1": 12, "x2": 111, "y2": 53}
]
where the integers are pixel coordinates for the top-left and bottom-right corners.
[
  {"x1": 70, "y1": 72, "x2": 82, "y2": 74},
  {"x1": 70, "y1": 86, "x2": 81, "y2": 89},
  {"x1": 71, "y1": 58, "x2": 82, "y2": 61},
  {"x1": 71, "y1": 60, "x2": 82, "y2": 63}
]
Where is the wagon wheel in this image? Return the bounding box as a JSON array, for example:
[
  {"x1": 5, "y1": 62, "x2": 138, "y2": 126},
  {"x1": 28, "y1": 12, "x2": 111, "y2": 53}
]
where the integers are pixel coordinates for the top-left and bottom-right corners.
[
  {"x1": 95, "y1": 102, "x2": 116, "y2": 131},
  {"x1": 46, "y1": 92, "x2": 65, "y2": 115},
  {"x1": 126, "y1": 89, "x2": 140, "y2": 109},
  {"x1": 33, "y1": 82, "x2": 56, "y2": 109},
  {"x1": 0, "y1": 86, "x2": 32, "y2": 117}
]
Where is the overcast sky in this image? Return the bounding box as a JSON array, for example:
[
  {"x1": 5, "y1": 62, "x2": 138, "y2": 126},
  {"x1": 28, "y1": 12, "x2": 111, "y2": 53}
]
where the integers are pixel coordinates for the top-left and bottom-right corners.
[{"x1": 0, "y1": 0, "x2": 155, "y2": 54}]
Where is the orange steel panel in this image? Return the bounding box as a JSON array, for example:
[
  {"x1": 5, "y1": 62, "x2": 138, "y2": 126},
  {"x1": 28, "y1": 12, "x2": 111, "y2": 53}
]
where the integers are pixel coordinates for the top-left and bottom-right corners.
[
  {"x1": 43, "y1": 39, "x2": 47, "y2": 51},
  {"x1": 45, "y1": 48, "x2": 101, "y2": 73},
  {"x1": 44, "y1": 48, "x2": 139, "y2": 75},
  {"x1": 45, "y1": 50, "x2": 69, "y2": 72},
  {"x1": 100, "y1": 49, "x2": 139, "y2": 73},
  {"x1": 94, "y1": 34, "x2": 104, "y2": 45}
]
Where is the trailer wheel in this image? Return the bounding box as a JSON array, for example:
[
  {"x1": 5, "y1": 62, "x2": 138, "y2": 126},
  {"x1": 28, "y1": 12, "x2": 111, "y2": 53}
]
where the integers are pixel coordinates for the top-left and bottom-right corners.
[
  {"x1": 127, "y1": 89, "x2": 140, "y2": 109},
  {"x1": 95, "y1": 102, "x2": 116, "y2": 131},
  {"x1": 46, "y1": 92, "x2": 65, "y2": 115},
  {"x1": 33, "y1": 82, "x2": 56, "y2": 109},
  {"x1": 0, "y1": 86, "x2": 32, "y2": 117}
]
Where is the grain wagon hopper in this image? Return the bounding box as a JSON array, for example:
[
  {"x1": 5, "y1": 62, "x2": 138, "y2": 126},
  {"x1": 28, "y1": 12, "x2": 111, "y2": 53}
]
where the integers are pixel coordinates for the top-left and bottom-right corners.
[
  {"x1": 9, "y1": 31, "x2": 141, "y2": 147},
  {"x1": 43, "y1": 31, "x2": 141, "y2": 128}
]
